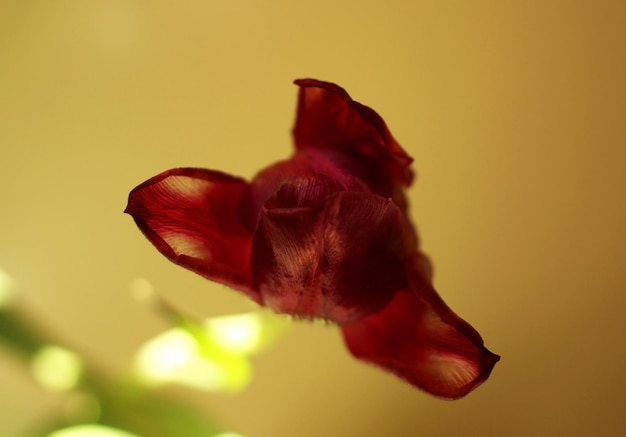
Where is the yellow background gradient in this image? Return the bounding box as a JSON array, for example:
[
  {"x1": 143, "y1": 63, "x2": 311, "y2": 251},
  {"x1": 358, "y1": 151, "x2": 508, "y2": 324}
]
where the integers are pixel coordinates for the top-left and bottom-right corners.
[{"x1": 1, "y1": 1, "x2": 625, "y2": 436}]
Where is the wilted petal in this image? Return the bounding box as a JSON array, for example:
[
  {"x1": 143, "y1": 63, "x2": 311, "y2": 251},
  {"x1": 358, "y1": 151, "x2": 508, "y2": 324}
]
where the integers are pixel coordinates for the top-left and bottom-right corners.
[
  {"x1": 342, "y1": 254, "x2": 499, "y2": 399},
  {"x1": 125, "y1": 79, "x2": 499, "y2": 396},
  {"x1": 293, "y1": 79, "x2": 414, "y2": 199},
  {"x1": 252, "y1": 190, "x2": 409, "y2": 324},
  {"x1": 125, "y1": 168, "x2": 258, "y2": 302}
]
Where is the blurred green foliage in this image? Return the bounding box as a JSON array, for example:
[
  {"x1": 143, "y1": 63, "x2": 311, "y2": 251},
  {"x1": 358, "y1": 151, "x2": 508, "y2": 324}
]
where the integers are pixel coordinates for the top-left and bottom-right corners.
[{"x1": 0, "y1": 269, "x2": 290, "y2": 437}]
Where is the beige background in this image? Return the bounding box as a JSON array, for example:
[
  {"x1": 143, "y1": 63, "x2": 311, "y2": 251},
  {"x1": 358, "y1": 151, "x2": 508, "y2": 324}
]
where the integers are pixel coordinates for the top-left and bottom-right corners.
[{"x1": 1, "y1": 1, "x2": 625, "y2": 436}]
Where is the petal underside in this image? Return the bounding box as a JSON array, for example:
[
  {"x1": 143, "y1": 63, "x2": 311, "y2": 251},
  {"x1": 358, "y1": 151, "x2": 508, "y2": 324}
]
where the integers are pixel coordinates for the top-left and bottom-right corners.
[
  {"x1": 125, "y1": 168, "x2": 259, "y2": 302},
  {"x1": 342, "y1": 253, "x2": 499, "y2": 399},
  {"x1": 252, "y1": 190, "x2": 410, "y2": 324}
]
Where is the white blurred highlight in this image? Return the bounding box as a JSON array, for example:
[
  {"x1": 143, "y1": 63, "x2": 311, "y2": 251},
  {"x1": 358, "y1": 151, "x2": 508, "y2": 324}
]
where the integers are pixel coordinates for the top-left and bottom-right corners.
[
  {"x1": 47, "y1": 424, "x2": 140, "y2": 437},
  {"x1": 134, "y1": 327, "x2": 251, "y2": 392},
  {"x1": 205, "y1": 313, "x2": 262, "y2": 354}
]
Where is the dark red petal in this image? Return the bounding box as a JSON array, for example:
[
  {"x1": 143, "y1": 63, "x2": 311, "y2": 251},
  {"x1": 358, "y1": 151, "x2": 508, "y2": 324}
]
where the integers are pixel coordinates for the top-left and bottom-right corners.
[
  {"x1": 125, "y1": 168, "x2": 259, "y2": 302},
  {"x1": 252, "y1": 190, "x2": 410, "y2": 324},
  {"x1": 292, "y1": 79, "x2": 414, "y2": 196},
  {"x1": 342, "y1": 253, "x2": 499, "y2": 399},
  {"x1": 250, "y1": 151, "x2": 368, "y2": 213}
]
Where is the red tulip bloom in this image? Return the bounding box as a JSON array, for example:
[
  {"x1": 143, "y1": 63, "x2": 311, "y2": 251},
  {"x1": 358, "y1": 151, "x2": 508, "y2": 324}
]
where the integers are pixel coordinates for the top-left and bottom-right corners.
[{"x1": 125, "y1": 79, "x2": 499, "y2": 399}]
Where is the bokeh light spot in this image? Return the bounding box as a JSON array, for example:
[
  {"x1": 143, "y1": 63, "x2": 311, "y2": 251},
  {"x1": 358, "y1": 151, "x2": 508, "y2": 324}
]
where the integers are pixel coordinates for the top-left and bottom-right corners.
[
  {"x1": 134, "y1": 327, "x2": 252, "y2": 392},
  {"x1": 47, "y1": 424, "x2": 140, "y2": 437},
  {"x1": 128, "y1": 277, "x2": 155, "y2": 302},
  {"x1": 135, "y1": 329, "x2": 195, "y2": 379},
  {"x1": 31, "y1": 345, "x2": 83, "y2": 391},
  {"x1": 206, "y1": 313, "x2": 261, "y2": 354},
  {"x1": 0, "y1": 268, "x2": 17, "y2": 308}
]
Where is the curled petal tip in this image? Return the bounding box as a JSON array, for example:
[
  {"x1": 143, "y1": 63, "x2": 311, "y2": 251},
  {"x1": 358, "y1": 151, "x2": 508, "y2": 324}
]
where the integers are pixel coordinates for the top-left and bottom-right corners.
[
  {"x1": 125, "y1": 168, "x2": 260, "y2": 303},
  {"x1": 342, "y1": 288, "x2": 499, "y2": 399},
  {"x1": 292, "y1": 78, "x2": 414, "y2": 196}
]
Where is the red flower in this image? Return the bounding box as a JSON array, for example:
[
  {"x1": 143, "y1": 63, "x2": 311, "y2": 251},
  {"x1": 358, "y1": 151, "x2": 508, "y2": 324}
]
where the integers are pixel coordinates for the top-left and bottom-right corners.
[{"x1": 125, "y1": 79, "x2": 499, "y2": 399}]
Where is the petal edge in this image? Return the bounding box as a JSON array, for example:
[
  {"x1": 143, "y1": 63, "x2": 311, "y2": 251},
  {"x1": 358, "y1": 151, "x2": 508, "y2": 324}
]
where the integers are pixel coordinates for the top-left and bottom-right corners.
[
  {"x1": 125, "y1": 168, "x2": 259, "y2": 302},
  {"x1": 342, "y1": 254, "x2": 499, "y2": 399},
  {"x1": 293, "y1": 79, "x2": 414, "y2": 199}
]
